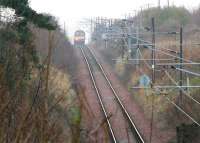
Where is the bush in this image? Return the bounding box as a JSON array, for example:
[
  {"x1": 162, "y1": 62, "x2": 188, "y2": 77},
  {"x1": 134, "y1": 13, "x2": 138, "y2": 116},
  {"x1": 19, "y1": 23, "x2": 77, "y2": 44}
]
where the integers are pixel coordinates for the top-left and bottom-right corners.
[{"x1": 141, "y1": 6, "x2": 191, "y2": 30}]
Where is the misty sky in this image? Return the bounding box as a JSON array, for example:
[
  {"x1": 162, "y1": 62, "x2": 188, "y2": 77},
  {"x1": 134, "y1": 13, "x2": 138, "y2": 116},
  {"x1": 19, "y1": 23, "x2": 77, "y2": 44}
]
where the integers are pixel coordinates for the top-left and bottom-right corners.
[{"x1": 30, "y1": 0, "x2": 200, "y2": 40}]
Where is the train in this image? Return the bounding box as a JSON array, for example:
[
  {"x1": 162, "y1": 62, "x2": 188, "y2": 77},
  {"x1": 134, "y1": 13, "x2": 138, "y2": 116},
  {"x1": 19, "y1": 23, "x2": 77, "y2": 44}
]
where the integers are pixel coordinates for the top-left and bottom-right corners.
[{"x1": 74, "y1": 30, "x2": 86, "y2": 48}]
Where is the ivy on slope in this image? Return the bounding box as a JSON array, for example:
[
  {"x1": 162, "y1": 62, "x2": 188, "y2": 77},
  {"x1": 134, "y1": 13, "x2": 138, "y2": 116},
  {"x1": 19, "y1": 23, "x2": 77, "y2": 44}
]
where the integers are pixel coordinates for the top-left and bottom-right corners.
[
  {"x1": 0, "y1": 0, "x2": 57, "y2": 93},
  {"x1": 0, "y1": 0, "x2": 57, "y2": 30}
]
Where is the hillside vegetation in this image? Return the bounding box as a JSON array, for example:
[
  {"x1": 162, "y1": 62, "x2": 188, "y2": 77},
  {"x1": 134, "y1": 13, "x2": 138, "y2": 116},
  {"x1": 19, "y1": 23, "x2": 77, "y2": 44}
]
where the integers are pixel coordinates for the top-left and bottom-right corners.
[
  {"x1": 141, "y1": 6, "x2": 191, "y2": 30},
  {"x1": 0, "y1": 1, "x2": 81, "y2": 143}
]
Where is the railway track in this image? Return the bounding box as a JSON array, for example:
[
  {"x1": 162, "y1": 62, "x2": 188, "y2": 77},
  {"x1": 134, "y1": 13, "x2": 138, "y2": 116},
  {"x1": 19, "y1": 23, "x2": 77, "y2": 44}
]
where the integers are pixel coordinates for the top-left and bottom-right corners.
[{"x1": 80, "y1": 46, "x2": 145, "y2": 143}]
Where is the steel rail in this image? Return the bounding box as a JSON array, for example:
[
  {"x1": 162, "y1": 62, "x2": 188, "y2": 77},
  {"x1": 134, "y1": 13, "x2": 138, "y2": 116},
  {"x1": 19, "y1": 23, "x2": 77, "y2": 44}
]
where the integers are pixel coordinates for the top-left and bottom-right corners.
[
  {"x1": 80, "y1": 47, "x2": 117, "y2": 143},
  {"x1": 87, "y1": 47, "x2": 145, "y2": 143}
]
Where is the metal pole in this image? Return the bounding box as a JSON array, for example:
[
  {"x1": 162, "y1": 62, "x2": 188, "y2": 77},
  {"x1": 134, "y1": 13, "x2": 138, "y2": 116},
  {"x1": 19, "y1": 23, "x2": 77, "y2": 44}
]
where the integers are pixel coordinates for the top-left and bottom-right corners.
[
  {"x1": 0, "y1": 6, "x2": 2, "y2": 25},
  {"x1": 178, "y1": 27, "x2": 184, "y2": 143},
  {"x1": 105, "y1": 40, "x2": 108, "y2": 49},
  {"x1": 152, "y1": 17, "x2": 156, "y2": 85},
  {"x1": 167, "y1": 0, "x2": 170, "y2": 8},
  {"x1": 128, "y1": 34, "x2": 131, "y2": 58},
  {"x1": 158, "y1": 0, "x2": 161, "y2": 8},
  {"x1": 0, "y1": 6, "x2": 1, "y2": 21},
  {"x1": 150, "y1": 17, "x2": 156, "y2": 143},
  {"x1": 91, "y1": 18, "x2": 93, "y2": 38},
  {"x1": 179, "y1": 27, "x2": 183, "y2": 106},
  {"x1": 140, "y1": 7, "x2": 143, "y2": 29},
  {"x1": 136, "y1": 20, "x2": 140, "y2": 66},
  {"x1": 64, "y1": 21, "x2": 66, "y2": 35}
]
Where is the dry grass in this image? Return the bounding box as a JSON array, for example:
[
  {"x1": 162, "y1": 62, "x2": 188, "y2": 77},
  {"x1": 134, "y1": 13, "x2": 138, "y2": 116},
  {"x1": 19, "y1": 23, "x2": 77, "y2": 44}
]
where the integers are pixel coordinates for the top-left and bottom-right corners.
[{"x1": 0, "y1": 64, "x2": 81, "y2": 143}]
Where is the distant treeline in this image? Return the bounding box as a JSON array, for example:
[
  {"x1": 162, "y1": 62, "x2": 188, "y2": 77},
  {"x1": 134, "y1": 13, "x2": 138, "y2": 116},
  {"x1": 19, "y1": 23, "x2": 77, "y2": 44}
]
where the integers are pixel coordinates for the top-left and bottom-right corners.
[{"x1": 139, "y1": 6, "x2": 200, "y2": 30}]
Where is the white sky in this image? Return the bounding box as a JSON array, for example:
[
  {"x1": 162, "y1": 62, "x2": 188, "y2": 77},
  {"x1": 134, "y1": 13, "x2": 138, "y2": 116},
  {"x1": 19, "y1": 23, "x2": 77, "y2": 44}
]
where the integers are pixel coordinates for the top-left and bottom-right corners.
[{"x1": 30, "y1": 0, "x2": 200, "y2": 40}]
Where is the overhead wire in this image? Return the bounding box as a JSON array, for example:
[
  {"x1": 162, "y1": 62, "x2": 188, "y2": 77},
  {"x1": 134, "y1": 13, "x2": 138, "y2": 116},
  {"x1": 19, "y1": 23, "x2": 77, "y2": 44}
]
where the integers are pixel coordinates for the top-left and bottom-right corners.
[
  {"x1": 174, "y1": 67, "x2": 200, "y2": 77},
  {"x1": 133, "y1": 36, "x2": 200, "y2": 129},
  {"x1": 131, "y1": 37, "x2": 200, "y2": 78},
  {"x1": 133, "y1": 58, "x2": 200, "y2": 127},
  {"x1": 165, "y1": 96, "x2": 200, "y2": 127},
  {"x1": 138, "y1": 48, "x2": 161, "y2": 72},
  {"x1": 131, "y1": 36, "x2": 194, "y2": 63},
  {"x1": 100, "y1": 18, "x2": 200, "y2": 132},
  {"x1": 164, "y1": 70, "x2": 200, "y2": 105}
]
